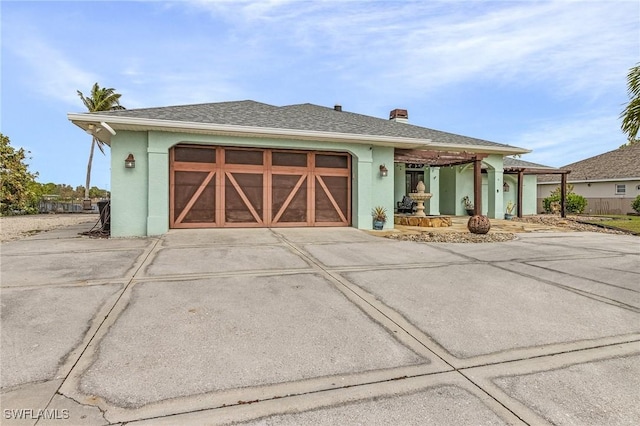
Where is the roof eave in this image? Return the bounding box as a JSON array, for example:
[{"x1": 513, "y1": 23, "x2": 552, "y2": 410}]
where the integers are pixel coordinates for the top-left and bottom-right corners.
[
  {"x1": 67, "y1": 113, "x2": 530, "y2": 155},
  {"x1": 539, "y1": 177, "x2": 640, "y2": 184}
]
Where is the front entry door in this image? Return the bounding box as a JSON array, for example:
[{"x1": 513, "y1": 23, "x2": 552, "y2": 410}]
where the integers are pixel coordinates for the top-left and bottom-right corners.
[{"x1": 406, "y1": 170, "x2": 425, "y2": 194}]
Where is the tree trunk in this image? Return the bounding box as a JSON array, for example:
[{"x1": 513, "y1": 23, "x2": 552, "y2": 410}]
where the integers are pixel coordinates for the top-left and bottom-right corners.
[{"x1": 85, "y1": 137, "x2": 96, "y2": 200}]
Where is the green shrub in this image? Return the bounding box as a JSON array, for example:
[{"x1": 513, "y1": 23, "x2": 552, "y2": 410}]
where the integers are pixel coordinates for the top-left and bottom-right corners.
[
  {"x1": 542, "y1": 184, "x2": 588, "y2": 214},
  {"x1": 632, "y1": 195, "x2": 640, "y2": 213}
]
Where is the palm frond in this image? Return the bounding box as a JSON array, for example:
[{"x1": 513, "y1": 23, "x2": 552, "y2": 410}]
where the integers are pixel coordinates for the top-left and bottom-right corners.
[
  {"x1": 621, "y1": 64, "x2": 640, "y2": 142},
  {"x1": 626, "y1": 64, "x2": 640, "y2": 98},
  {"x1": 94, "y1": 137, "x2": 106, "y2": 155}
]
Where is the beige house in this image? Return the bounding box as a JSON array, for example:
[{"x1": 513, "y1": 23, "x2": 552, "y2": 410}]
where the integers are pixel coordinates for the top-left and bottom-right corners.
[{"x1": 537, "y1": 144, "x2": 640, "y2": 214}]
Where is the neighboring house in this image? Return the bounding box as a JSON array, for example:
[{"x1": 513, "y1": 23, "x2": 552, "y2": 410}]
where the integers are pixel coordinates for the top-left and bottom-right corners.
[
  {"x1": 68, "y1": 101, "x2": 537, "y2": 237},
  {"x1": 537, "y1": 144, "x2": 640, "y2": 214}
]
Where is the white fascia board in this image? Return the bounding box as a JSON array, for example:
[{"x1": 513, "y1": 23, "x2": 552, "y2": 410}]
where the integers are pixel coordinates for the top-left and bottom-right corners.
[
  {"x1": 539, "y1": 177, "x2": 640, "y2": 185},
  {"x1": 67, "y1": 113, "x2": 531, "y2": 155}
]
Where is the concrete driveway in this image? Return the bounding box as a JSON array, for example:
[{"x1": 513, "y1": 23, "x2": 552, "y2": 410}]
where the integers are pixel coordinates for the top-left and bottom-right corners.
[{"x1": 1, "y1": 223, "x2": 639, "y2": 425}]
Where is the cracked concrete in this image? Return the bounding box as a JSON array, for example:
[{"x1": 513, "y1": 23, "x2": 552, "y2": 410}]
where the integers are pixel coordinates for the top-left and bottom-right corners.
[
  {"x1": 38, "y1": 393, "x2": 110, "y2": 426},
  {"x1": 1, "y1": 224, "x2": 638, "y2": 425},
  {"x1": 0, "y1": 284, "x2": 123, "y2": 388}
]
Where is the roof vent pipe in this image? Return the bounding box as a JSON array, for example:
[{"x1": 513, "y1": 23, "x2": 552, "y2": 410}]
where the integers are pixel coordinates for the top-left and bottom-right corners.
[{"x1": 334, "y1": 104, "x2": 342, "y2": 112}]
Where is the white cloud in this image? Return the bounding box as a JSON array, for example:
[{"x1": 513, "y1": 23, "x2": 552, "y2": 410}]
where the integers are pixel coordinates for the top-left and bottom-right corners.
[
  {"x1": 515, "y1": 112, "x2": 626, "y2": 167},
  {"x1": 3, "y1": 25, "x2": 99, "y2": 105},
  {"x1": 181, "y1": 0, "x2": 636, "y2": 100}
]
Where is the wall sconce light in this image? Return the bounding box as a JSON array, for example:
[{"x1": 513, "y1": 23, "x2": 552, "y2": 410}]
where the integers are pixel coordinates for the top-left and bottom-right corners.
[
  {"x1": 503, "y1": 182, "x2": 509, "y2": 192},
  {"x1": 125, "y1": 153, "x2": 136, "y2": 168},
  {"x1": 379, "y1": 164, "x2": 388, "y2": 177}
]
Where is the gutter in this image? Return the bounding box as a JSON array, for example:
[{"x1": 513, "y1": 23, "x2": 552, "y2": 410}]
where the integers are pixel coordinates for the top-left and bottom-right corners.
[
  {"x1": 539, "y1": 177, "x2": 640, "y2": 184},
  {"x1": 67, "y1": 113, "x2": 531, "y2": 156}
]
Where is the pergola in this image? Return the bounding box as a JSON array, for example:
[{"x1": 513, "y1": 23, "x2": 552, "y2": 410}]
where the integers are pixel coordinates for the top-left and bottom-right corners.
[
  {"x1": 503, "y1": 163, "x2": 571, "y2": 218},
  {"x1": 395, "y1": 149, "x2": 571, "y2": 218}
]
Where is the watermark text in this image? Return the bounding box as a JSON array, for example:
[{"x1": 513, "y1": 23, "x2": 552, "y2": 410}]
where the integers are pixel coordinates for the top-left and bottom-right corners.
[{"x1": 4, "y1": 409, "x2": 70, "y2": 420}]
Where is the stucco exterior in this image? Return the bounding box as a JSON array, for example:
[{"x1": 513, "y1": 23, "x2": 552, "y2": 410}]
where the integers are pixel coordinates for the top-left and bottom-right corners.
[{"x1": 109, "y1": 130, "x2": 399, "y2": 237}]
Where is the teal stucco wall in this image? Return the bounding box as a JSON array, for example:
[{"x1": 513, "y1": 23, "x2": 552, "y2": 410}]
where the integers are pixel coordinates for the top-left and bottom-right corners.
[
  {"x1": 110, "y1": 132, "x2": 148, "y2": 237},
  {"x1": 503, "y1": 174, "x2": 537, "y2": 216},
  {"x1": 109, "y1": 130, "x2": 396, "y2": 236},
  {"x1": 370, "y1": 146, "x2": 395, "y2": 229}
]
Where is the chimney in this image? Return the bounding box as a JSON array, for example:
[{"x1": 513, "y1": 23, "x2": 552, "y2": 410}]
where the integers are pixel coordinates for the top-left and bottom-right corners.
[
  {"x1": 334, "y1": 104, "x2": 342, "y2": 112},
  {"x1": 389, "y1": 109, "x2": 408, "y2": 123}
]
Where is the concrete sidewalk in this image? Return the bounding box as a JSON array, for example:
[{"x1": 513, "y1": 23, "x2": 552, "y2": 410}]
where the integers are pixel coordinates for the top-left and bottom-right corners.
[{"x1": 1, "y1": 223, "x2": 638, "y2": 425}]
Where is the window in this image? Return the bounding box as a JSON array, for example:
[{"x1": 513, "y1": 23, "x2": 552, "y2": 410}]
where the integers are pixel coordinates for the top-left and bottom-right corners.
[{"x1": 615, "y1": 184, "x2": 626, "y2": 195}]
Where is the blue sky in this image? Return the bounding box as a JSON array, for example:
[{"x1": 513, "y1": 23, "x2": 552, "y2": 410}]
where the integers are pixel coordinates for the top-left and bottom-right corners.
[{"x1": 1, "y1": 0, "x2": 638, "y2": 189}]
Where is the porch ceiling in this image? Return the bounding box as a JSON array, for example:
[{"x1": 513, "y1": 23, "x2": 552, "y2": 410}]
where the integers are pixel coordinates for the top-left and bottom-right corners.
[{"x1": 394, "y1": 149, "x2": 488, "y2": 167}]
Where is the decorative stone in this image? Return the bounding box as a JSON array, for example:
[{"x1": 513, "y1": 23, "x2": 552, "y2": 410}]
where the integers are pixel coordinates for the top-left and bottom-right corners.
[
  {"x1": 394, "y1": 215, "x2": 452, "y2": 228},
  {"x1": 467, "y1": 215, "x2": 491, "y2": 234}
]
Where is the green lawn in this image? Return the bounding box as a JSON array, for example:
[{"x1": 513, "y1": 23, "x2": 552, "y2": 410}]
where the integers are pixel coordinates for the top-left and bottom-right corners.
[{"x1": 578, "y1": 215, "x2": 640, "y2": 234}]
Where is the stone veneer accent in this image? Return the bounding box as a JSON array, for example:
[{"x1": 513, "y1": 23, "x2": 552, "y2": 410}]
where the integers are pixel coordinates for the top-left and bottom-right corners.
[{"x1": 394, "y1": 215, "x2": 452, "y2": 227}]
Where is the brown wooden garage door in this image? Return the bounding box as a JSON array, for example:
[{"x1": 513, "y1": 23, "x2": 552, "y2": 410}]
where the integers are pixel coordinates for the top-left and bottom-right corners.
[{"x1": 170, "y1": 145, "x2": 351, "y2": 228}]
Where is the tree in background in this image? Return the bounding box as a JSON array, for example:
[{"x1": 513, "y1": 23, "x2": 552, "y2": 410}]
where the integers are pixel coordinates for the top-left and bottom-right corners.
[
  {"x1": 0, "y1": 133, "x2": 39, "y2": 215},
  {"x1": 77, "y1": 83, "x2": 125, "y2": 200},
  {"x1": 621, "y1": 63, "x2": 640, "y2": 145},
  {"x1": 34, "y1": 183, "x2": 109, "y2": 200}
]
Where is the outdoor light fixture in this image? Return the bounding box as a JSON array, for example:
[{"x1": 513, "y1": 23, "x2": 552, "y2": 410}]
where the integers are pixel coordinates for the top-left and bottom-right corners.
[
  {"x1": 125, "y1": 154, "x2": 136, "y2": 168},
  {"x1": 86, "y1": 124, "x2": 95, "y2": 135},
  {"x1": 379, "y1": 164, "x2": 388, "y2": 177},
  {"x1": 503, "y1": 182, "x2": 510, "y2": 192}
]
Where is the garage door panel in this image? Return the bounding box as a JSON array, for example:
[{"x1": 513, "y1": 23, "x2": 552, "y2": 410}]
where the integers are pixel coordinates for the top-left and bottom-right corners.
[
  {"x1": 225, "y1": 149, "x2": 263, "y2": 165},
  {"x1": 315, "y1": 176, "x2": 347, "y2": 223},
  {"x1": 321, "y1": 176, "x2": 349, "y2": 217},
  {"x1": 174, "y1": 146, "x2": 216, "y2": 163},
  {"x1": 173, "y1": 171, "x2": 216, "y2": 225},
  {"x1": 272, "y1": 151, "x2": 307, "y2": 167},
  {"x1": 315, "y1": 153, "x2": 349, "y2": 168},
  {"x1": 272, "y1": 174, "x2": 308, "y2": 224},
  {"x1": 182, "y1": 183, "x2": 216, "y2": 223},
  {"x1": 225, "y1": 172, "x2": 263, "y2": 224}
]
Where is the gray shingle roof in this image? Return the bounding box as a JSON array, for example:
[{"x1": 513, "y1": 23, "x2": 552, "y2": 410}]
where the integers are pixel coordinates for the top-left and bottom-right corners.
[
  {"x1": 537, "y1": 143, "x2": 640, "y2": 182},
  {"x1": 503, "y1": 157, "x2": 557, "y2": 170},
  {"x1": 93, "y1": 100, "x2": 523, "y2": 150}
]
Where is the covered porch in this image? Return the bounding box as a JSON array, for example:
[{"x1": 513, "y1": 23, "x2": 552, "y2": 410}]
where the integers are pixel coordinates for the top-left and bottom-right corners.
[
  {"x1": 393, "y1": 149, "x2": 496, "y2": 220},
  {"x1": 392, "y1": 150, "x2": 570, "y2": 222}
]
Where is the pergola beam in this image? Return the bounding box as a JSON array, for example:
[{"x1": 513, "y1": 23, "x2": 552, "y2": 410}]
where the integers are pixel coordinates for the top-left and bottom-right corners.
[{"x1": 395, "y1": 149, "x2": 488, "y2": 167}]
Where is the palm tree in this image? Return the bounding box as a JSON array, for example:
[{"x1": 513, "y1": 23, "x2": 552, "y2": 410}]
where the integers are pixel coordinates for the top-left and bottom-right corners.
[
  {"x1": 77, "y1": 83, "x2": 125, "y2": 201},
  {"x1": 621, "y1": 63, "x2": 640, "y2": 145}
]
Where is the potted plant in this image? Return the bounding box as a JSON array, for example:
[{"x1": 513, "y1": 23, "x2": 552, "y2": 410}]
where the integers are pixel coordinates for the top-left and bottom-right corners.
[
  {"x1": 372, "y1": 206, "x2": 387, "y2": 230},
  {"x1": 462, "y1": 196, "x2": 475, "y2": 216},
  {"x1": 504, "y1": 201, "x2": 515, "y2": 220}
]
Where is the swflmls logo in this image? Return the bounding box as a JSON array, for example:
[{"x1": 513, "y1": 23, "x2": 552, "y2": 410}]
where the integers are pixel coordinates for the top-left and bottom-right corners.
[{"x1": 3, "y1": 409, "x2": 70, "y2": 420}]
